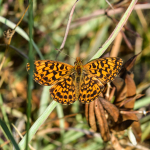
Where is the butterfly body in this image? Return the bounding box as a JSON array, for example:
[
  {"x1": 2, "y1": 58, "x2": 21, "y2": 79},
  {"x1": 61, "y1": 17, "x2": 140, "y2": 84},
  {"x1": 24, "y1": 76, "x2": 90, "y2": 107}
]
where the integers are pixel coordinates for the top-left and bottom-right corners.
[
  {"x1": 74, "y1": 57, "x2": 83, "y2": 100},
  {"x1": 27, "y1": 57, "x2": 123, "y2": 104}
]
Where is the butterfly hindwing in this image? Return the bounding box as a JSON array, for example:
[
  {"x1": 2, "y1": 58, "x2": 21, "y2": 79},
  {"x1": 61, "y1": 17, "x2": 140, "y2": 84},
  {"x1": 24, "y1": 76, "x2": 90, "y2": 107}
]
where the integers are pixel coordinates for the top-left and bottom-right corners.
[
  {"x1": 79, "y1": 73, "x2": 104, "y2": 103},
  {"x1": 26, "y1": 60, "x2": 73, "y2": 86},
  {"x1": 50, "y1": 74, "x2": 77, "y2": 105}
]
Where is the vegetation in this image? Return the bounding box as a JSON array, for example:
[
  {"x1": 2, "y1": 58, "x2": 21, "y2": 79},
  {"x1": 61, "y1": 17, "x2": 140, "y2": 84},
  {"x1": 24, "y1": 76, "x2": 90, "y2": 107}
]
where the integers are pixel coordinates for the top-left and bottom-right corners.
[{"x1": 0, "y1": 0, "x2": 150, "y2": 149}]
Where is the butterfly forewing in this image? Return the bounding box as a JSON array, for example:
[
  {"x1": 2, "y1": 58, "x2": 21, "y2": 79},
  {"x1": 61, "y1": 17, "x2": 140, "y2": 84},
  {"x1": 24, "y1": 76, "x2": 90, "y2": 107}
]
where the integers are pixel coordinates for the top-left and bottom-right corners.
[
  {"x1": 26, "y1": 60, "x2": 73, "y2": 86},
  {"x1": 83, "y1": 57, "x2": 123, "y2": 84}
]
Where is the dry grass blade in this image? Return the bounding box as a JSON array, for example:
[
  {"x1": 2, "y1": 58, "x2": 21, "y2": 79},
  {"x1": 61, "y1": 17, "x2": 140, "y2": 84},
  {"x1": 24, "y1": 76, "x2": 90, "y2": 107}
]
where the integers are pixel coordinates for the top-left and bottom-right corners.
[{"x1": 12, "y1": 124, "x2": 35, "y2": 150}]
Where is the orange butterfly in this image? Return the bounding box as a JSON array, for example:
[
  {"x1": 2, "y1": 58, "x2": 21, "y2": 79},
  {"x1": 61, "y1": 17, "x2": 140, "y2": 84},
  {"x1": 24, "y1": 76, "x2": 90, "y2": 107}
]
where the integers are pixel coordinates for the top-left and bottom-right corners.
[{"x1": 27, "y1": 57, "x2": 123, "y2": 104}]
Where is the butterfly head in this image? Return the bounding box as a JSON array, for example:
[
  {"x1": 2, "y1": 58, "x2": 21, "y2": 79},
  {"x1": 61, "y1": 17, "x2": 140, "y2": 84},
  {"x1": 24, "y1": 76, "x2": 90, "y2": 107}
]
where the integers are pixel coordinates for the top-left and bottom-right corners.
[{"x1": 74, "y1": 57, "x2": 82, "y2": 65}]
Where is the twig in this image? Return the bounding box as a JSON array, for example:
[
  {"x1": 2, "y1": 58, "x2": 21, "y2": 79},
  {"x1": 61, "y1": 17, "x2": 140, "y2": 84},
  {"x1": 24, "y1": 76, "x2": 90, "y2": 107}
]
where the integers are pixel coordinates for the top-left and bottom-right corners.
[
  {"x1": 0, "y1": 5, "x2": 30, "y2": 72},
  {"x1": 91, "y1": 0, "x2": 138, "y2": 60},
  {"x1": 120, "y1": 110, "x2": 149, "y2": 115},
  {"x1": 56, "y1": 0, "x2": 79, "y2": 59},
  {"x1": 70, "y1": 3, "x2": 150, "y2": 29}
]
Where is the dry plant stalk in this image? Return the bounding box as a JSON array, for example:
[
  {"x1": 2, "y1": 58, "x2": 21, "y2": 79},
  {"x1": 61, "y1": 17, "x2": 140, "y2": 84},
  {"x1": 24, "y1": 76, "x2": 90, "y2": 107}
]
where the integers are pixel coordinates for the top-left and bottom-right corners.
[
  {"x1": 84, "y1": 53, "x2": 143, "y2": 142},
  {"x1": 0, "y1": 5, "x2": 29, "y2": 73}
]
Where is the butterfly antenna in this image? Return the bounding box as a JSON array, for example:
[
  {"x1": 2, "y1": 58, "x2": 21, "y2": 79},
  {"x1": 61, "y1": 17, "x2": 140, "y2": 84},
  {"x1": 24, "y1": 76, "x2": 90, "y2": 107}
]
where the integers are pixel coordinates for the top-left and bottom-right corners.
[{"x1": 55, "y1": 48, "x2": 76, "y2": 60}]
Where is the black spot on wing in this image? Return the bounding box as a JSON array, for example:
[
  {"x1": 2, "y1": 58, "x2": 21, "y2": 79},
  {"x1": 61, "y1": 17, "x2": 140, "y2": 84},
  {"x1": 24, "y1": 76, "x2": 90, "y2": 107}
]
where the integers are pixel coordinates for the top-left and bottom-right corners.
[
  {"x1": 60, "y1": 64, "x2": 64, "y2": 70},
  {"x1": 50, "y1": 64, "x2": 54, "y2": 69}
]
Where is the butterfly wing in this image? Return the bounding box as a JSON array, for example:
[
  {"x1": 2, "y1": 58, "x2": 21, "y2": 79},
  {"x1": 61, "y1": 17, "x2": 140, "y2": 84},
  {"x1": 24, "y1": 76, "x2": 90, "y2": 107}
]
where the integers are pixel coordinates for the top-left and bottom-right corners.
[
  {"x1": 26, "y1": 60, "x2": 73, "y2": 86},
  {"x1": 50, "y1": 74, "x2": 77, "y2": 104},
  {"x1": 79, "y1": 73, "x2": 104, "y2": 103},
  {"x1": 83, "y1": 57, "x2": 123, "y2": 84}
]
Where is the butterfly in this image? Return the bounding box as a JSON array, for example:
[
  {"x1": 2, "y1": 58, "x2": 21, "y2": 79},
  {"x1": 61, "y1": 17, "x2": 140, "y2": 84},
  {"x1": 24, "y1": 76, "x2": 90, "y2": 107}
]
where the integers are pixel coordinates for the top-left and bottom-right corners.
[{"x1": 26, "y1": 57, "x2": 123, "y2": 105}]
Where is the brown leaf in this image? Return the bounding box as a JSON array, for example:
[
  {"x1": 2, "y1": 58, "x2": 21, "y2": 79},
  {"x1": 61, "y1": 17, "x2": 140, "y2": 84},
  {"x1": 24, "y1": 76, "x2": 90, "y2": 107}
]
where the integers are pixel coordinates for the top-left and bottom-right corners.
[
  {"x1": 89, "y1": 101, "x2": 97, "y2": 131},
  {"x1": 112, "y1": 120, "x2": 135, "y2": 131},
  {"x1": 85, "y1": 104, "x2": 89, "y2": 123},
  {"x1": 85, "y1": 102, "x2": 97, "y2": 131},
  {"x1": 112, "y1": 77, "x2": 127, "y2": 107},
  {"x1": 108, "y1": 86, "x2": 116, "y2": 101},
  {"x1": 135, "y1": 94, "x2": 144, "y2": 99},
  {"x1": 95, "y1": 98, "x2": 110, "y2": 142},
  {"x1": 112, "y1": 111, "x2": 141, "y2": 139},
  {"x1": 120, "y1": 52, "x2": 141, "y2": 77},
  {"x1": 100, "y1": 97, "x2": 119, "y2": 122},
  {"x1": 119, "y1": 96, "x2": 136, "y2": 108},
  {"x1": 119, "y1": 93, "x2": 144, "y2": 108},
  {"x1": 131, "y1": 119, "x2": 142, "y2": 142},
  {"x1": 122, "y1": 113, "x2": 138, "y2": 121},
  {"x1": 124, "y1": 73, "x2": 136, "y2": 109},
  {"x1": 126, "y1": 73, "x2": 136, "y2": 97}
]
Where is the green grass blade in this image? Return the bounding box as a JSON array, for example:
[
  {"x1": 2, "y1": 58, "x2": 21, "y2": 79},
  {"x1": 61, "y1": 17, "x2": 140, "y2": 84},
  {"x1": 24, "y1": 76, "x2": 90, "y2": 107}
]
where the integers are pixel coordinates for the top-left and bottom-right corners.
[
  {"x1": 18, "y1": 101, "x2": 58, "y2": 150},
  {"x1": 141, "y1": 123, "x2": 150, "y2": 141},
  {"x1": 25, "y1": 1, "x2": 34, "y2": 150},
  {"x1": 56, "y1": 103, "x2": 65, "y2": 147},
  {"x1": 0, "y1": 119, "x2": 20, "y2": 150},
  {"x1": 0, "y1": 16, "x2": 43, "y2": 60},
  {"x1": 0, "y1": 94, "x2": 11, "y2": 131},
  {"x1": 38, "y1": 86, "x2": 50, "y2": 116},
  {"x1": 91, "y1": 0, "x2": 138, "y2": 60},
  {"x1": 134, "y1": 96, "x2": 150, "y2": 110},
  {"x1": 140, "y1": 114, "x2": 150, "y2": 124}
]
